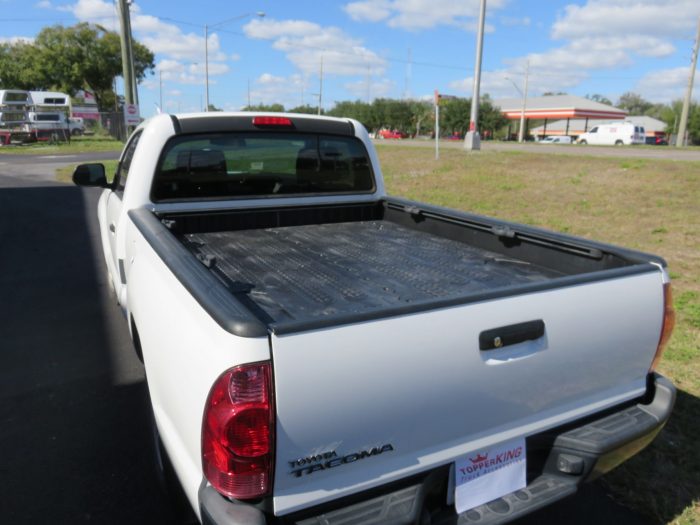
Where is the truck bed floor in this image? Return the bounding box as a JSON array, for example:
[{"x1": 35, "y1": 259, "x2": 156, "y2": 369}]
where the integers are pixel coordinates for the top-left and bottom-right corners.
[{"x1": 181, "y1": 221, "x2": 562, "y2": 327}]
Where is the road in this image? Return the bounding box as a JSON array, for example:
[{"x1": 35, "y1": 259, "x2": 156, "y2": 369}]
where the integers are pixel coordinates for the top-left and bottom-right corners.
[
  {"x1": 375, "y1": 138, "x2": 700, "y2": 161},
  {"x1": 0, "y1": 153, "x2": 651, "y2": 524}
]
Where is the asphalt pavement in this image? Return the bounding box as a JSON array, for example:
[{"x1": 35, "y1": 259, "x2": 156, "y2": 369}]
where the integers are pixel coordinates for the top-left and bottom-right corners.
[{"x1": 0, "y1": 153, "x2": 652, "y2": 524}]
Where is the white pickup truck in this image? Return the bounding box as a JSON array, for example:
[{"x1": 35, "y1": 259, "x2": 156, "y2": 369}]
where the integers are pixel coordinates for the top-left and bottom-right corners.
[{"x1": 73, "y1": 113, "x2": 675, "y2": 525}]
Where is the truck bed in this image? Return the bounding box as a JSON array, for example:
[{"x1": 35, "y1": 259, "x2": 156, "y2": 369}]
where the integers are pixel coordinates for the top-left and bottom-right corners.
[
  {"x1": 182, "y1": 220, "x2": 562, "y2": 327},
  {"x1": 153, "y1": 198, "x2": 660, "y2": 334}
]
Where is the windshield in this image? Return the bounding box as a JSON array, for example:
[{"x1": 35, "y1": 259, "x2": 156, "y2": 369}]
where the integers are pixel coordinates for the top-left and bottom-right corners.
[{"x1": 152, "y1": 132, "x2": 375, "y2": 201}]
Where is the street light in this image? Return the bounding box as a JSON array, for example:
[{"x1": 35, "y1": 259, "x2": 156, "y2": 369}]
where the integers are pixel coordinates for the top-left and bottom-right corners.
[
  {"x1": 505, "y1": 62, "x2": 529, "y2": 143},
  {"x1": 205, "y1": 11, "x2": 265, "y2": 112}
]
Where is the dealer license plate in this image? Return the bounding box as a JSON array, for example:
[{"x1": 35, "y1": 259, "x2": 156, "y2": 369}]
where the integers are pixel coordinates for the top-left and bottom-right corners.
[{"x1": 453, "y1": 437, "x2": 526, "y2": 514}]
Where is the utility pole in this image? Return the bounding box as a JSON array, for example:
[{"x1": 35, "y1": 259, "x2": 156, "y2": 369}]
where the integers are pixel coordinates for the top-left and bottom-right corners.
[
  {"x1": 117, "y1": 0, "x2": 135, "y2": 106},
  {"x1": 518, "y1": 60, "x2": 530, "y2": 143},
  {"x1": 677, "y1": 16, "x2": 700, "y2": 147},
  {"x1": 247, "y1": 78, "x2": 251, "y2": 108},
  {"x1": 404, "y1": 48, "x2": 412, "y2": 99},
  {"x1": 125, "y1": 2, "x2": 138, "y2": 106},
  {"x1": 366, "y1": 65, "x2": 371, "y2": 104},
  {"x1": 318, "y1": 55, "x2": 324, "y2": 115},
  {"x1": 158, "y1": 68, "x2": 163, "y2": 111},
  {"x1": 464, "y1": 0, "x2": 487, "y2": 151},
  {"x1": 204, "y1": 24, "x2": 210, "y2": 112}
]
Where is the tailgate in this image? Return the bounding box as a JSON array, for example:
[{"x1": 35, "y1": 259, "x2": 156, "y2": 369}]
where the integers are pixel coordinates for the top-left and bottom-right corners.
[{"x1": 270, "y1": 271, "x2": 664, "y2": 515}]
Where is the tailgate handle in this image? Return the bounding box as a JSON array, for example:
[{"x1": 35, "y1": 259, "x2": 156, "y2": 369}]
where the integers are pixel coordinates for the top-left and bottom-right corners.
[{"x1": 479, "y1": 320, "x2": 545, "y2": 351}]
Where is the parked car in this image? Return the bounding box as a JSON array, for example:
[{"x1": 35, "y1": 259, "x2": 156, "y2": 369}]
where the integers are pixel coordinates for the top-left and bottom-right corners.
[
  {"x1": 577, "y1": 122, "x2": 645, "y2": 145},
  {"x1": 540, "y1": 136, "x2": 572, "y2": 144},
  {"x1": 73, "y1": 112, "x2": 676, "y2": 525},
  {"x1": 378, "y1": 129, "x2": 405, "y2": 139},
  {"x1": 645, "y1": 136, "x2": 668, "y2": 146}
]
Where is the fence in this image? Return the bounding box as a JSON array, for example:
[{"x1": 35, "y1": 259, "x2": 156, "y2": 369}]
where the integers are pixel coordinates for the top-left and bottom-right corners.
[{"x1": 99, "y1": 112, "x2": 128, "y2": 142}]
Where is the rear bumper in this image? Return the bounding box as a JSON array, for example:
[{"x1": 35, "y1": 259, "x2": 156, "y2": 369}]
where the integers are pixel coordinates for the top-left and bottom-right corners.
[{"x1": 199, "y1": 373, "x2": 675, "y2": 525}]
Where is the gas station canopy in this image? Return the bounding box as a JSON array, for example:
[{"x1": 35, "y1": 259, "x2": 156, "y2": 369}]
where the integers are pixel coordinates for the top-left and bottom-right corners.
[{"x1": 495, "y1": 95, "x2": 627, "y2": 121}]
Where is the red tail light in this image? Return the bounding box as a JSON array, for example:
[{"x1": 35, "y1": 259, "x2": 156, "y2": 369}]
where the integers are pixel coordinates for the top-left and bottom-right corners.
[
  {"x1": 202, "y1": 362, "x2": 275, "y2": 499},
  {"x1": 650, "y1": 283, "x2": 675, "y2": 372},
  {"x1": 252, "y1": 116, "x2": 293, "y2": 127}
]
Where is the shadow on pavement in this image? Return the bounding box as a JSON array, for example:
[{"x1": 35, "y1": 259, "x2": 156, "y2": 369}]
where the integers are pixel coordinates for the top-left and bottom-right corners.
[{"x1": 0, "y1": 184, "x2": 174, "y2": 523}]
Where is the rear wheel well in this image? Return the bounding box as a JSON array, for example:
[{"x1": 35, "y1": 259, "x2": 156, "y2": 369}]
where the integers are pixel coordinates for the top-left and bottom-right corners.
[{"x1": 130, "y1": 316, "x2": 144, "y2": 363}]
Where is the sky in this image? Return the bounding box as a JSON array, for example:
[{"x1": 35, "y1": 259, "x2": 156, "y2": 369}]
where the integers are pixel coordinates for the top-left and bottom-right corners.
[{"x1": 1, "y1": 0, "x2": 700, "y2": 118}]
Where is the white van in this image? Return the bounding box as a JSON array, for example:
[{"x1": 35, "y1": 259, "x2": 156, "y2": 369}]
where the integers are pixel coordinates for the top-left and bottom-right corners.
[{"x1": 577, "y1": 122, "x2": 645, "y2": 145}]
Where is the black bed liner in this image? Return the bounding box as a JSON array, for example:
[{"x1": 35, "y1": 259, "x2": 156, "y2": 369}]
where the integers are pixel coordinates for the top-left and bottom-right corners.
[
  {"x1": 182, "y1": 221, "x2": 562, "y2": 327},
  {"x1": 131, "y1": 198, "x2": 662, "y2": 336}
]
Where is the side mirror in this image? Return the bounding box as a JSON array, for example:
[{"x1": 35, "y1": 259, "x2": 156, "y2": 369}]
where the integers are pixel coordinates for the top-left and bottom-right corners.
[{"x1": 73, "y1": 163, "x2": 108, "y2": 187}]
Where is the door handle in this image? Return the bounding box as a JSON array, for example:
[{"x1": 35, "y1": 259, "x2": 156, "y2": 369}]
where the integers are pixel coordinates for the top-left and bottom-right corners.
[
  {"x1": 479, "y1": 320, "x2": 545, "y2": 351},
  {"x1": 109, "y1": 223, "x2": 116, "y2": 233}
]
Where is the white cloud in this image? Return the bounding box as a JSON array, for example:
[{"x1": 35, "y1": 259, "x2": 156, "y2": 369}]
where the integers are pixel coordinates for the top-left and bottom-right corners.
[
  {"x1": 500, "y1": 16, "x2": 531, "y2": 27},
  {"x1": 343, "y1": 0, "x2": 507, "y2": 31},
  {"x1": 635, "y1": 67, "x2": 700, "y2": 103},
  {"x1": 344, "y1": 77, "x2": 394, "y2": 101},
  {"x1": 344, "y1": 0, "x2": 392, "y2": 23},
  {"x1": 64, "y1": 0, "x2": 115, "y2": 26},
  {"x1": 35, "y1": 0, "x2": 52, "y2": 8},
  {"x1": 458, "y1": 0, "x2": 697, "y2": 102},
  {"x1": 552, "y1": 0, "x2": 700, "y2": 40},
  {"x1": 155, "y1": 59, "x2": 227, "y2": 85},
  {"x1": 525, "y1": 0, "x2": 697, "y2": 91},
  {"x1": 244, "y1": 18, "x2": 386, "y2": 77},
  {"x1": 59, "y1": 0, "x2": 233, "y2": 84},
  {"x1": 448, "y1": 68, "x2": 586, "y2": 99},
  {"x1": 247, "y1": 73, "x2": 308, "y2": 109}
]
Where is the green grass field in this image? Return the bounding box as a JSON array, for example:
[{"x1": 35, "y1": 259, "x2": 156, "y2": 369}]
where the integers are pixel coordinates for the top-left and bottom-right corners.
[
  {"x1": 1, "y1": 135, "x2": 123, "y2": 155},
  {"x1": 376, "y1": 144, "x2": 700, "y2": 525},
  {"x1": 56, "y1": 144, "x2": 699, "y2": 523}
]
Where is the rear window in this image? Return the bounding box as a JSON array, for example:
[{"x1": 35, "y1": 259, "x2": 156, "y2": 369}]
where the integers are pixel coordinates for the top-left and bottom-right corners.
[
  {"x1": 152, "y1": 132, "x2": 375, "y2": 201},
  {"x1": 35, "y1": 114, "x2": 61, "y2": 121},
  {"x1": 4, "y1": 92, "x2": 28, "y2": 103}
]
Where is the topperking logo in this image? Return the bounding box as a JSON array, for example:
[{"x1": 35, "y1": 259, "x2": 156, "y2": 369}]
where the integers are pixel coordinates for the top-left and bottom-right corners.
[{"x1": 459, "y1": 445, "x2": 523, "y2": 480}]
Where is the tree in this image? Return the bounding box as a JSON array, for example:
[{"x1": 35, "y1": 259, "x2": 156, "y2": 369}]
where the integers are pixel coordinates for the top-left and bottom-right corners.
[
  {"x1": 327, "y1": 100, "x2": 374, "y2": 130},
  {"x1": 243, "y1": 103, "x2": 285, "y2": 112},
  {"x1": 408, "y1": 100, "x2": 433, "y2": 137},
  {"x1": 0, "y1": 41, "x2": 43, "y2": 88},
  {"x1": 479, "y1": 97, "x2": 508, "y2": 137},
  {"x1": 437, "y1": 95, "x2": 506, "y2": 138},
  {"x1": 0, "y1": 23, "x2": 154, "y2": 111},
  {"x1": 616, "y1": 92, "x2": 653, "y2": 116},
  {"x1": 586, "y1": 93, "x2": 613, "y2": 106},
  {"x1": 440, "y1": 97, "x2": 472, "y2": 135},
  {"x1": 688, "y1": 103, "x2": 700, "y2": 145},
  {"x1": 370, "y1": 98, "x2": 413, "y2": 133},
  {"x1": 288, "y1": 105, "x2": 319, "y2": 115}
]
